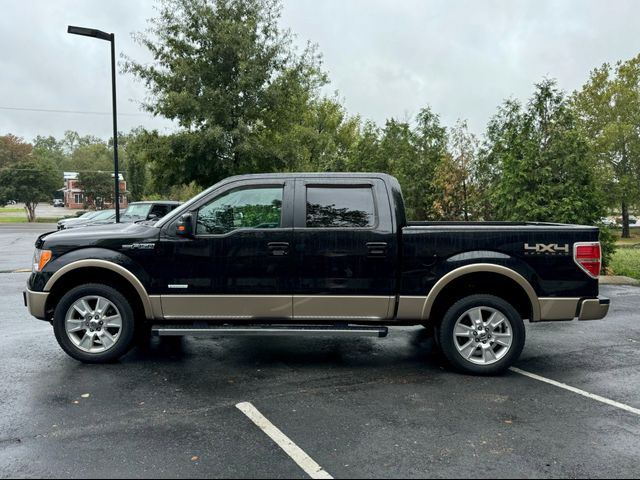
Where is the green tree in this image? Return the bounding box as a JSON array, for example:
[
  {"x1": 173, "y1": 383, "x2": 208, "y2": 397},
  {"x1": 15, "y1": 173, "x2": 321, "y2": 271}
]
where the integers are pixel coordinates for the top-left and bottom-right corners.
[
  {"x1": 120, "y1": 128, "x2": 155, "y2": 201},
  {"x1": 60, "y1": 131, "x2": 103, "y2": 156},
  {"x1": 346, "y1": 121, "x2": 383, "y2": 172},
  {"x1": 125, "y1": 0, "x2": 327, "y2": 186},
  {"x1": 573, "y1": 55, "x2": 640, "y2": 238},
  {"x1": 407, "y1": 108, "x2": 448, "y2": 220},
  {"x1": 482, "y1": 79, "x2": 603, "y2": 226},
  {"x1": 78, "y1": 171, "x2": 113, "y2": 209},
  {"x1": 32, "y1": 136, "x2": 66, "y2": 171},
  {"x1": 445, "y1": 119, "x2": 480, "y2": 220},
  {"x1": 432, "y1": 119, "x2": 481, "y2": 221},
  {"x1": 0, "y1": 134, "x2": 32, "y2": 169},
  {"x1": 376, "y1": 107, "x2": 447, "y2": 220},
  {"x1": 0, "y1": 158, "x2": 59, "y2": 221},
  {"x1": 169, "y1": 181, "x2": 203, "y2": 201},
  {"x1": 432, "y1": 152, "x2": 468, "y2": 220},
  {"x1": 264, "y1": 97, "x2": 361, "y2": 172},
  {"x1": 64, "y1": 143, "x2": 113, "y2": 173}
]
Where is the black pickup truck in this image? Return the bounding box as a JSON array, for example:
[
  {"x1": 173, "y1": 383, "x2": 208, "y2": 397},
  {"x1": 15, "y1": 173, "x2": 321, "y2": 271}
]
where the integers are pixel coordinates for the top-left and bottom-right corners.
[{"x1": 25, "y1": 173, "x2": 609, "y2": 374}]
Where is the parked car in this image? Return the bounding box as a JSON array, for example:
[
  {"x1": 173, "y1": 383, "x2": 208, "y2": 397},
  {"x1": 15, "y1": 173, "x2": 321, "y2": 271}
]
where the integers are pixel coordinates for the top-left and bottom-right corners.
[
  {"x1": 24, "y1": 173, "x2": 608, "y2": 374},
  {"x1": 120, "y1": 201, "x2": 181, "y2": 223},
  {"x1": 52, "y1": 199, "x2": 64, "y2": 208},
  {"x1": 614, "y1": 216, "x2": 638, "y2": 227},
  {"x1": 57, "y1": 211, "x2": 99, "y2": 230},
  {"x1": 64, "y1": 209, "x2": 116, "y2": 230}
]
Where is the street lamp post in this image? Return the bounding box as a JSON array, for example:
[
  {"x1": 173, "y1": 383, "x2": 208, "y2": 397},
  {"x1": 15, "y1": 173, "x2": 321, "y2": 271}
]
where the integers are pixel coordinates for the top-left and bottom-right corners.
[{"x1": 67, "y1": 26, "x2": 121, "y2": 223}]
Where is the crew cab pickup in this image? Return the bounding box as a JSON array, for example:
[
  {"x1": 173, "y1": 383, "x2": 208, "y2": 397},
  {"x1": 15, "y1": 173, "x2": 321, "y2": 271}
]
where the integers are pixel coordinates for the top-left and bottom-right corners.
[{"x1": 24, "y1": 173, "x2": 609, "y2": 374}]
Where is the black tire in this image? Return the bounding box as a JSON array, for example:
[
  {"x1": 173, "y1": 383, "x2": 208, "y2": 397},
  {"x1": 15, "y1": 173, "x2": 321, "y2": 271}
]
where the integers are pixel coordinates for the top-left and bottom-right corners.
[
  {"x1": 53, "y1": 283, "x2": 137, "y2": 363},
  {"x1": 438, "y1": 294, "x2": 525, "y2": 375}
]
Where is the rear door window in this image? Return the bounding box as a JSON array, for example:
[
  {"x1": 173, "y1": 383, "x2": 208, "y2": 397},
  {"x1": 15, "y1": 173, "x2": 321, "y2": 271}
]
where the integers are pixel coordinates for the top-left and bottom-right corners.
[{"x1": 305, "y1": 186, "x2": 376, "y2": 228}]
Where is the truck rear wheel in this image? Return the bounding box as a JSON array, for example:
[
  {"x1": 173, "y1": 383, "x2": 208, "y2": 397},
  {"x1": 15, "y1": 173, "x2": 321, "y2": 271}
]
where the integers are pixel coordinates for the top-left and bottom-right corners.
[
  {"x1": 53, "y1": 284, "x2": 136, "y2": 363},
  {"x1": 438, "y1": 294, "x2": 525, "y2": 375}
]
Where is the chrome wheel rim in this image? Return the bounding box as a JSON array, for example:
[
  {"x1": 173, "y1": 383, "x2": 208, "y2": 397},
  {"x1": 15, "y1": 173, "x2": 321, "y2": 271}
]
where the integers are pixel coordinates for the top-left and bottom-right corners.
[
  {"x1": 453, "y1": 306, "x2": 513, "y2": 366},
  {"x1": 65, "y1": 296, "x2": 122, "y2": 354}
]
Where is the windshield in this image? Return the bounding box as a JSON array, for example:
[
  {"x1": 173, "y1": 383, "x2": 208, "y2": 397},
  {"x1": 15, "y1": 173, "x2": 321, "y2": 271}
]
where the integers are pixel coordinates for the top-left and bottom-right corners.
[
  {"x1": 121, "y1": 204, "x2": 152, "y2": 222},
  {"x1": 91, "y1": 210, "x2": 116, "y2": 221},
  {"x1": 74, "y1": 211, "x2": 100, "y2": 220}
]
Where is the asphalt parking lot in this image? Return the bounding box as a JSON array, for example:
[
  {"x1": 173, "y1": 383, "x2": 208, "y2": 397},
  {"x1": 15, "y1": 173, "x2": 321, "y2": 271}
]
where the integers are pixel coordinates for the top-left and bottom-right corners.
[{"x1": 0, "y1": 224, "x2": 639, "y2": 478}]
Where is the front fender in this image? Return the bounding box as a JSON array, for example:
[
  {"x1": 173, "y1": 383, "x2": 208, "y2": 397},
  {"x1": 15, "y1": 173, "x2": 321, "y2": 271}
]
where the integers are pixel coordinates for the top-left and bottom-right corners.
[{"x1": 29, "y1": 248, "x2": 152, "y2": 293}]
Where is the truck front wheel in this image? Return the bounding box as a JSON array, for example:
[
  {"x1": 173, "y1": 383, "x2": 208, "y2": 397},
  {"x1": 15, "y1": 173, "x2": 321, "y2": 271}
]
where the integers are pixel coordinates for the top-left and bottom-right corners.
[
  {"x1": 438, "y1": 294, "x2": 525, "y2": 375},
  {"x1": 53, "y1": 284, "x2": 136, "y2": 363}
]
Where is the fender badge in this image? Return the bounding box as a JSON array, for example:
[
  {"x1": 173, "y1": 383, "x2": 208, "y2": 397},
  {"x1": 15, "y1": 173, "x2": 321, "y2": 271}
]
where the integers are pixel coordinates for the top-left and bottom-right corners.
[{"x1": 122, "y1": 243, "x2": 156, "y2": 250}]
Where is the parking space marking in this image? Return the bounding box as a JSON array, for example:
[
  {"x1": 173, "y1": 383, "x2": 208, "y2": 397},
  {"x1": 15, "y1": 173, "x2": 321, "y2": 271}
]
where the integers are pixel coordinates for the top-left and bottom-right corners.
[
  {"x1": 510, "y1": 367, "x2": 640, "y2": 416},
  {"x1": 236, "y1": 402, "x2": 333, "y2": 480}
]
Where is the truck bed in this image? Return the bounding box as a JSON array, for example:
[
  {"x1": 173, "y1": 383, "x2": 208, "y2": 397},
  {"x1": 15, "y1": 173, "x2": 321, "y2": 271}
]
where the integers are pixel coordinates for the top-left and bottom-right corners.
[{"x1": 400, "y1": 221, "x2": 600, "y2": 299}]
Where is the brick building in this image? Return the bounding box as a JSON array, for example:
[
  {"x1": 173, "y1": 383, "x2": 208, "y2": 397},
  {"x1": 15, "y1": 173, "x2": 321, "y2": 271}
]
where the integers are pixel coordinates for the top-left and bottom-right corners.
[{"x1": 61, "y1": 172, "x2": 128, "y2": 209}]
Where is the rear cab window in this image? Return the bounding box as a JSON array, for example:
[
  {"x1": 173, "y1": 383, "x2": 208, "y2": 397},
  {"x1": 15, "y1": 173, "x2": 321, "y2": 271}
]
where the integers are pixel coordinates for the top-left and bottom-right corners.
[{"x1": 305, "y1": 186, "x2": 376, "y2": 228}]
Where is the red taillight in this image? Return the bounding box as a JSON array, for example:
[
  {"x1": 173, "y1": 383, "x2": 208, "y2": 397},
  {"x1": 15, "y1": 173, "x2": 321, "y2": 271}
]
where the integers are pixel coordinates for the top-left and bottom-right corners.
[{"x1": 574, "y1": 242, "x2": 601, "y2": 278}]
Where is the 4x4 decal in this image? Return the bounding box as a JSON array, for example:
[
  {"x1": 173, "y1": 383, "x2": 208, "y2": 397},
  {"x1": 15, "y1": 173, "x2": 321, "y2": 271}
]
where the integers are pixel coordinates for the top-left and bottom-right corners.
[{"x1": 524, "y1": 243, "x2": 570, "y2": 255}]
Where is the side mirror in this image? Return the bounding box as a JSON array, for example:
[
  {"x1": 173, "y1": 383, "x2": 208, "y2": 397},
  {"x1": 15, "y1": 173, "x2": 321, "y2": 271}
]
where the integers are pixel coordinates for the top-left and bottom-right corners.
[
  {"x1": 147, "y1": 213, "x2": 159, "y2": 220},
  {"x1": 176, "y1": 213, "x2": 193, "y2": 237}
]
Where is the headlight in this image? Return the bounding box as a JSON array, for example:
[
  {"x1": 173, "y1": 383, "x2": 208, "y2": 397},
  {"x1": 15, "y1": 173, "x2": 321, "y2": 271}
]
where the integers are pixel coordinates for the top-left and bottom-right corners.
[{"x1": 32, "y1": 249, "x2": 52, "y2": 272}]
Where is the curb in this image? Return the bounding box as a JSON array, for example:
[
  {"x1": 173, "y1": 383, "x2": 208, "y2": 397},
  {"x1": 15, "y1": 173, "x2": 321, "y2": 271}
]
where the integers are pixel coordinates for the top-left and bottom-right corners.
[{"x1": 599, "y1": 275, "x2": 640, "y2": 286}]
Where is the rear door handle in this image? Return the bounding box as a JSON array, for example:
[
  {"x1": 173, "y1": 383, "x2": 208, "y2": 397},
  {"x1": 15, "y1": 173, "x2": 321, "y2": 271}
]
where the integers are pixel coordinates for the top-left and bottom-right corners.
[
  {"x1": 366, "y1": 242, "x2": 388, "y2": 257},
  {"x1": 268, "y1": 242, "x2": 289, "y2": 256}
]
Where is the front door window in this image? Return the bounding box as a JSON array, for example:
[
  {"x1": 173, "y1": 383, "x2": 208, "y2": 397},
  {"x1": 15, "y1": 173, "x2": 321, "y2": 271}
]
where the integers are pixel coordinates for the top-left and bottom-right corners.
[{"x1": 196, "y1": 187, "x2": 283, "y2": 235}]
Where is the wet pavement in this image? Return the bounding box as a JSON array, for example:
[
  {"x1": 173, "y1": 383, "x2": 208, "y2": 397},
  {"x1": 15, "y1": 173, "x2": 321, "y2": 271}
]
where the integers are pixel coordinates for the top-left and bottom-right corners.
[
  {"x1": 0, "y1": 224, "x2": 55, "y2": 272},
  {"x1": 0, "y1": 227, "x2": 639, "y2": 478}
]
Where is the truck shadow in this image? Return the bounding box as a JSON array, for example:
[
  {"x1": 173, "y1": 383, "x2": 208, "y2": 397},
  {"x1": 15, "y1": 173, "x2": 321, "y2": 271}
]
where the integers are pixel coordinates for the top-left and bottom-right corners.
[{"x1": 124, "y1": 327, "x2": 442, "y2": 371}]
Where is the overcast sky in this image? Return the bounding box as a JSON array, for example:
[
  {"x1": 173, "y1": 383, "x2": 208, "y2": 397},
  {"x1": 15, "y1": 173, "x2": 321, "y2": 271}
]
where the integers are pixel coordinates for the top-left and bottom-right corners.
[{"x1": 1, "y1": 0, "x2": 638, "y2": 142}]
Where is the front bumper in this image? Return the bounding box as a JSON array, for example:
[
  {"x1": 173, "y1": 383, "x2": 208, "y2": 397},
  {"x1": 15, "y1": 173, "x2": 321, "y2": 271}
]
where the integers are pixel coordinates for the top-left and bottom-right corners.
[
  {"x1": 578, "y1": 297, "x2": 610, "y2": 321},
  {"x1": 24, "y1": 289, "x2": 49, "y2": 320}
]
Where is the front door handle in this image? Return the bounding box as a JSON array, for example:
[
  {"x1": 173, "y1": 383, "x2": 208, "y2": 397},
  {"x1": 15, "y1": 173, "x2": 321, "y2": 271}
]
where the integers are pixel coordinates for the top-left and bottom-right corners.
[
  {"x1": 268, "y1": 242, "x2": 289, "y2": 256},
  {"x1": 366, "y1": 242, "x2": 388, "y2": 257}
]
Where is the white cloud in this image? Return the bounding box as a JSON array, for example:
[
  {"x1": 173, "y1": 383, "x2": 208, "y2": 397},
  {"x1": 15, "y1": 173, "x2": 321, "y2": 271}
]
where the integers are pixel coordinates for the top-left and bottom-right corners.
[{"x1": 0, "y1": 0, "x2": 638, "y2": 141}]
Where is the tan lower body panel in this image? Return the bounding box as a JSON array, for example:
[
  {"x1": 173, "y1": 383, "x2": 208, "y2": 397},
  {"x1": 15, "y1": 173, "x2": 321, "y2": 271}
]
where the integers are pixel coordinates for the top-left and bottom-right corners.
[
  {"x1": 578, "y1": 298, "x2": 609, "y2": 320},
  {"x1": 149, "y1": 296, "x2": 164, "y2": 320},
  {"x1": 538, "y1": 298, "x2": 580, "y2": 321},
  {"x1": 160, "y1": 295, "x2": 393, "y2": 321},
  {"x1": 397, "y1": 296, "x2": 585, "y2": 322},
  {"x1": 396, "y1": 296, "x2": 428, "y2": 321},
  {"x1": 26, "y1": 289, "x2": 49, "y2": 320},
  {"x1": 161, "y1": 295, "x2": 292, "y2": 320},
  {"x1": 292, "y1": 296, "x2": 393, "y2": 321}
]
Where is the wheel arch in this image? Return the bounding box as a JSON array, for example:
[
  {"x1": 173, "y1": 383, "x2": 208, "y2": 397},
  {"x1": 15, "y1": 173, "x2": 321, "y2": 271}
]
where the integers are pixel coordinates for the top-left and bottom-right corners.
[
  {"x1": 44, "y1": 260, "x2": 154, "y2": 320},
  {"x1": 423, "y1": 263, "x2": 540, "y2": 323}
]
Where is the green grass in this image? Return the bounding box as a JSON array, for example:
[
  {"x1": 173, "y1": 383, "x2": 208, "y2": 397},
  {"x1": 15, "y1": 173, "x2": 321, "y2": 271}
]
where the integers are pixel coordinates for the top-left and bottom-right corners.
[
  {"x1": 0, "y1": 207, "x2": 23, "y2": 213},
  {"x1": 610, "y1": 248, "x2": 640, "y2": 280},
  {"x1": 611, "y1": 229, "x2": 640, "y2": 246},
  {"x1": 0, "y1": 217, "x2": 62, "y2": 223}
]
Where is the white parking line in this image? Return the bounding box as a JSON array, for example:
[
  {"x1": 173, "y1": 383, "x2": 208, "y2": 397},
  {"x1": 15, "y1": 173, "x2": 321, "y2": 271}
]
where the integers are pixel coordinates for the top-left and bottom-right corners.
[
  {"x1": 236, "y1": 402, "x2": 333, "y2": 480},
  {"x1": 510, "y1": 367, "x2": 640, "y2": 416}
]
